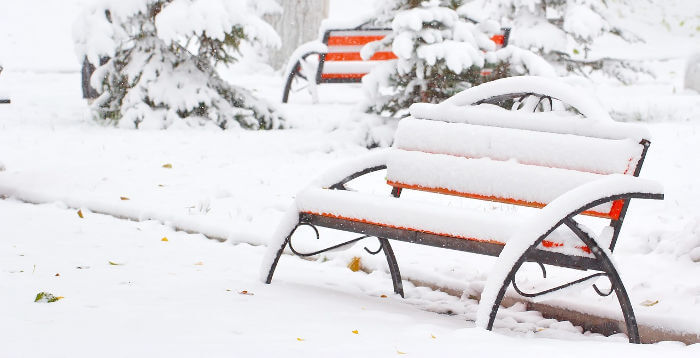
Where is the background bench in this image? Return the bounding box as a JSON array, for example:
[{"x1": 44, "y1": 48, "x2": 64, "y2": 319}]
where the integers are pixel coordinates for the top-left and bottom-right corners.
[
  {"x1": 0, "y1": 65, "x2": 10, "y2": 104},
  {"x1": 282, "y1": 23, "x2": 510, "y2": 103},
  {"x1": 263, "y1": 77, "x2": 664, "y2": 343}
]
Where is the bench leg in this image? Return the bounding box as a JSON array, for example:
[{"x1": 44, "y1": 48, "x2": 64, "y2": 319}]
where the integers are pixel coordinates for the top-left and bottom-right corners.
[
  {"x1": 264, "y1": 237, "x2": 289, "y2": 284},
  {"x1": 485, "y1": 219, "x2": 640, "y2": 343},
  {"x1": 565, "y1": 219, "x2": 640, "y2": 343},
  {"x1": 379, "y1": 238, "x2": 404, "y2": 298},
  {"x1": 281, "y1": 64, "x2": 297, "y2": 103}
]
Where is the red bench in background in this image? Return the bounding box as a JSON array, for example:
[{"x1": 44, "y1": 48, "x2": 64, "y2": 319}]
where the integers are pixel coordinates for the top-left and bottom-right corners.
[{"x1": 282, "y1": 23, "x2": 510, "y2": 103}]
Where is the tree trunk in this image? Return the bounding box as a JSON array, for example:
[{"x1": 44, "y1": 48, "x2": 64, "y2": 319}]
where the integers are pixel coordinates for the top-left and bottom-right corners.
[{"x1": 266, "y1": 0, "x2": 329, "y2": 70}]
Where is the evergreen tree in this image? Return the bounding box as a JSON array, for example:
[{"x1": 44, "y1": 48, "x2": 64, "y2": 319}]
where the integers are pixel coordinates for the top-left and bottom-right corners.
[
  {"x1": 74, "y1": 0, "x2": 284, "y2": 130},
  {"x1": 362, "y1": 0, "x2": 553, "y2": 116},
  {"x1": 461, "y1": 0, "x2": 648, "y2": 83}
]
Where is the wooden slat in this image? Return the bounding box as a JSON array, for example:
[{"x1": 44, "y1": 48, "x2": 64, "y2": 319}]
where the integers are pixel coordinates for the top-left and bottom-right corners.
[
  {"x1": 387, "y1": 180, "x2": 624, "y2": 220},
  {"x1": 325, "y1": 51, "x2": 397, "y2": 61}
]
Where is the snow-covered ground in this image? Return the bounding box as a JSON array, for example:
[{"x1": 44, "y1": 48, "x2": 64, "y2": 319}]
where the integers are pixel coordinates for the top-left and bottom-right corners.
[{"x1": 1, "y1": 0, "x2": 700, "y2": 356}]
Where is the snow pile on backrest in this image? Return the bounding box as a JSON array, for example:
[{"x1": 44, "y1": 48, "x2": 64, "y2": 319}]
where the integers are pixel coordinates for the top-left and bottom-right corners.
[
  {"x1": 409, "y1": 104, "x2": 650, "y2": 141},
  {"x1": 394, "y1": 118, "x2": 644, "y2": 175},
  {"x1": 318, "y1": 15, "x2": 375, "y2": 38}
]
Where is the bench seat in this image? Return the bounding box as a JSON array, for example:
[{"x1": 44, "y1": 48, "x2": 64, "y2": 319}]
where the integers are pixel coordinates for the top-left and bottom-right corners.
[{"x1": 297, "y1": 187, "x2": 595, "y2": 257}]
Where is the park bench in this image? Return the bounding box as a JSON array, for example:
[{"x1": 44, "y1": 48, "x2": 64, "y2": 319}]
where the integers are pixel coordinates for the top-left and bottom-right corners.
[
  {"x1": 282, "y1": 22, "x2": 510, "y2": 103},
  {"x1": 0, "y1": 65, "x2": 10, "y2": 104},
  {"x1": 262, "y1": 76, "x2": 664, "y2": 343}
]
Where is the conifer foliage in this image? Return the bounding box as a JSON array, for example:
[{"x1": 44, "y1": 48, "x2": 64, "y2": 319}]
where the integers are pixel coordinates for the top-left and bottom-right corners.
[
  {"x1": 74, "y1": 0, "x2": 284, "y2": 130},
  {"x1": 362, "y1": 0, "x2": 552, "y2": 116},
  {"x1": 463, "y1": 0, "x2": 646, "y2": 83}
]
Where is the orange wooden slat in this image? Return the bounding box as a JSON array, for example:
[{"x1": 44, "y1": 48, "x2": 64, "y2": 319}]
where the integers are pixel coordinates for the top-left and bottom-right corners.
[
  {"x1": 324, "y1": 51, "x2": 398, "y2": 61},
  {"x1": 320, "y1": 73, "x2": 366, "y2": 80},
  {"x1": 327, "y1": 35, "x2": 387, "y2": 46},
  {"x1": 387, "y1": 180, "x2": 624, "y2": 220},
  {"x1": 491, "y1": 34, "x2": 505, "y2": 45}
]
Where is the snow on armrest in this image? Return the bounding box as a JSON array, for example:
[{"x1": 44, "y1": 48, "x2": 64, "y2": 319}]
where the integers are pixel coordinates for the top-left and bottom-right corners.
[
  {"x1": 284, "y1": 40, "x2": 328, "y2": 77},
  {"x1": 475, "y1": 174, "x2": 663, "y2": 328},
  {"x1": 308, "y1": 149, "x2": 389, "y2": 189}
]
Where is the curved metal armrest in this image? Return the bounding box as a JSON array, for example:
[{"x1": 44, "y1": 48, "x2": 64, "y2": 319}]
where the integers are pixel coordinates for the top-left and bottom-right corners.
[{"x1": 308, "y1": 150, "x2": 390, "y2": 190}]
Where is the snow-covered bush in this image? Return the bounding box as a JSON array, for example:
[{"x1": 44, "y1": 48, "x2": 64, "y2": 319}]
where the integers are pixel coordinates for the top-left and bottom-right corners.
[
  {"x1": 362, "y1": 0, "x2": 553, "y2": 117},
  {"x1": 73, "y1": 0, "x2": 284, "y2": 130},
  {"x1": 461, "y1": 0, "x2": 648, "y2": 83}
]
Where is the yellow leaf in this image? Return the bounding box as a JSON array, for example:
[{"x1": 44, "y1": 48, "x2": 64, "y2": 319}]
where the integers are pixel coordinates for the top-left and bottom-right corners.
[
  {"x1": 162, "y1": 163, "x2": 173, "y2": 168},
  {"x1": 56, "y1": 296, "x2": 64, "y2": 300},
  {"x1": 352, "y1": 330, "x2": 359, "y2": 334},
  {"x1": 120, "y1": 196, "x2": 130, "y2": 201},
  {"x1": 296, "y1": 338, "x2": 304, "y2": 342},
  {"x1": 161, "y1": 237, "x2": 168, "y2": 242},
  {"x1": 430, "y1": 334, "x2": 436, "y2": 339},
  {"x1": 348, "y1": 257, "x2": 362, "y2": 272},
  {"x1": 397, "y1": 350, "x2": 407, "y2": 355},
  {"x1": 108, "y1": 261, "x2": 120, "y2": 265},
  {"x1": 641, "y1": 299, "x2": 659, "y2": 307},
  {"x1": 77, "y1": 210, "x2": 84, "y2": 218}
]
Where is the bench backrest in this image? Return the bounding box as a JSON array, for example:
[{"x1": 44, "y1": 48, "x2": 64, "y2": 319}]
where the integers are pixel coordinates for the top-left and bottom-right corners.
[
  {"x1": 387, "y1": 111, "x2": 649, "y2": 220},
  {"x1": 317, "y1": 28, "x2": 510, "y2": 84}
]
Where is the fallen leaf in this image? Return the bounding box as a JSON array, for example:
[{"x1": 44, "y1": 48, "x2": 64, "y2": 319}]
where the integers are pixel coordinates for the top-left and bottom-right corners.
[
  {"x1": 380, "y1": 294, "x2": 387, "y2": 298},
  {"x1": 225, "y1": 289, "x2": 232, "y2": 292},
  {"x1": 108, "y1": 261, "x2": 121, "y2": 266},
  {"x1": 194, "y1": 261, "x2": 203, "y2": 266},
  {"x1": 76, "y1": 266, "x2": 90, "y2": 269},
  {"x1": 430, "y1": 334, "x2": 436, "y2": 339},
  {"x1": 161, "y1": 237, "x2": 168, "y2": 242},
  {"x1": 54, "y1": 273, "x2": 60, "y2": 277},
  {"x1": 34, "y1": 292, "x2": 63, "y2": 303},
  {"x1": 77, "y1": 210, "x2": 84, "y2": 218},
  {"x1": 120, "y1": 196, "x2": 130, "y2": 201},
  {"x1": 397, "y1": 350, "x2": 407, "y2": 355},
  {"x1": 348, "y1": 257, "x2": 362, "y2": 272},
  {"x1": 157, "y1": 184, "x2": 165, "y2": 187},
  {"x1": 296, "y1": 338, "x2": 304, "y2": 342},
  {"x1": 162, "y1": 163, "x2": 173, "y2": 168},
  {"x1": 641, "y1": 299, "x2": 659, "y2": 307},
  {"x1": 239, "y1": 290, "x2": 254, "y2": 296},
  {"x1": 352, "y1": 330, "x2": 359, "y2": 334}
]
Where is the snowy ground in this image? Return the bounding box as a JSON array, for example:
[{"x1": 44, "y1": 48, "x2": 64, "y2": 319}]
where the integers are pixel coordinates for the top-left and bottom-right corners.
[{"x1": 1, "y1": 0, "x2": 700, "y2": 356}]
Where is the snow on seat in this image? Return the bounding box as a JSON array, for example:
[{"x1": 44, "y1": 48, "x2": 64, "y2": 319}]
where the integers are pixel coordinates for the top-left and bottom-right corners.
[{"x1": 296, "y1": 188, "x2": 593, "y2": 256}]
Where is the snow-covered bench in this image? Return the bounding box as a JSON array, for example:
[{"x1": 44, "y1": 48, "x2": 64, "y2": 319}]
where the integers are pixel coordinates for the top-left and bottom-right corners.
[
  {"x1": 263, "y1": 77, "x2": 663, "y2": 343},
  {"x1": 281, "y1": 21, "x2": 509, "y2": 103}
]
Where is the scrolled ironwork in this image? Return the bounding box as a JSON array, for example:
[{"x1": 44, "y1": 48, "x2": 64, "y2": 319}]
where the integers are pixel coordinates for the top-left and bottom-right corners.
[
  {"x1": 287, "y1": 223, "x2": 373, "y2": 257},
  {"x1": 511, "y1": 271, "x2": 608, "y2": 298},
  {"x1": 363, "y1": 239, "x2": 384, "y2": 255}
]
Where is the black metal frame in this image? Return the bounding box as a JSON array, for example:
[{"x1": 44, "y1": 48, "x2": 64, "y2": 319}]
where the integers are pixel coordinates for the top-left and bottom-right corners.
[{"x1": 263, "y1": 119, "x2": 660, "y2": 344}]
